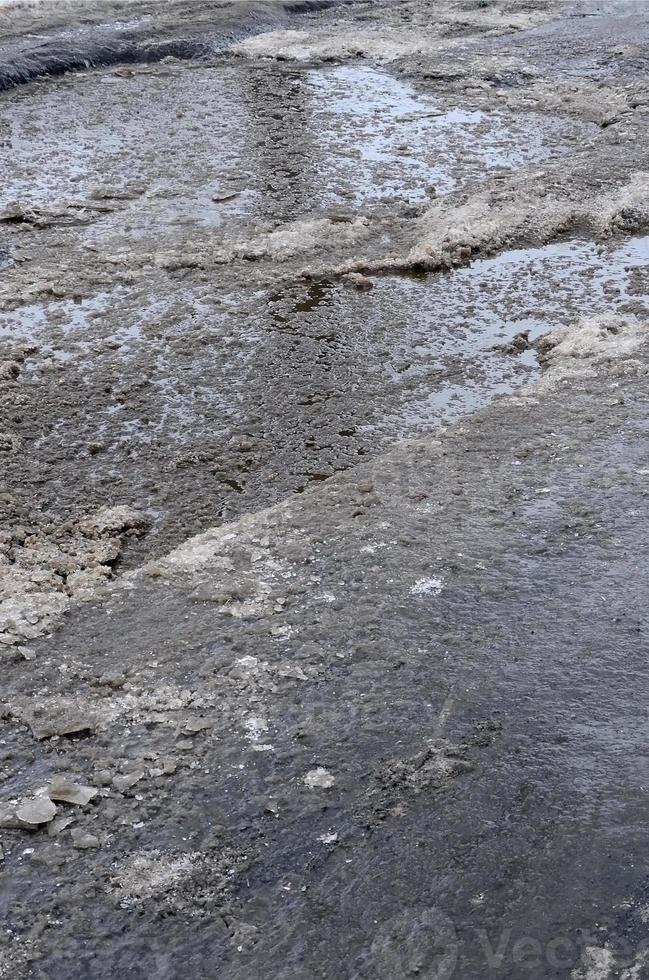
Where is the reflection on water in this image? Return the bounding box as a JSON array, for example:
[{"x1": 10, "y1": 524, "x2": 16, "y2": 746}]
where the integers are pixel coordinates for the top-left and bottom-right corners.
[
  {"x1": 304, "y1": 65, "x2": 597, "y2": 203},
  {"x1": 258, "y1": 234, "x2": 649, "y2": 444},
  {"x1": 4, "y1": 231, "x2": 648, "y2": 539},
  {"x1": 0, "y1": 61, "x2": 598, "y2": 253}
]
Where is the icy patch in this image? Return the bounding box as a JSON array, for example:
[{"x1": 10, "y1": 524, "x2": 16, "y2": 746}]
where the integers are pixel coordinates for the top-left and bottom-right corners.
[
  {"x1": 111, "y1": 851, "x2": 198, "y2": 907},
  {"x1": 410, "y1": 577, "x2": 445, "y2": 597},
  {"x1": 318, "y1": 830, "x2": 338, "y2": 845},
  {"x1": 304, "y1": 767, "x2": 335, "y2": 790},
  {"x1": 244, "y1": 716, "x2": 269, "y2": 741},
  {"x1": 359, "y1": 542, "x2": 389, "y2": 554},
  {"x1": 570, "y1": 946, "x2": 615, "y2": 980}
]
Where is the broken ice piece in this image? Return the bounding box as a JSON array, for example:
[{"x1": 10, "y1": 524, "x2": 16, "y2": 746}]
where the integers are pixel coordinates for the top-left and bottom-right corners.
[
  {"x1": 112, "y1": 770, "x2": 144, "y2": 793},
  {"x1": 71, "y1": 828, "x2": 100, "y2": 849},
  {"x1": 184, "y1": 716, "x2": 213, "y2": 734},
  {"x1": 278, "y1": 664, "x2": 308, "y2": 681},
  {"x1": 318, "y1": 831, "x2": 338, "y2": 845},
  {"x1": 48, "y1": 814, "x2": 76, "y2": 837},
  {"x1": 27, "y1": 707, "x2": 97, "y2": 740},
  {"x1": 15, "y1": 797, "x2": 57, "y2": 827},
  {"x1": 48, "y1": 777, "x2": 98, "y2": 806},
  {"x1": 304, "y1": 768, "x2": 335, "y2": 790}
]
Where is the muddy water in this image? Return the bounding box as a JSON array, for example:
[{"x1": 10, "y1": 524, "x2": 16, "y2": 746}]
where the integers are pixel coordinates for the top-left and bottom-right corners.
[
  {"x1": 0, "y1": 61, "x2": 597, "y2": 251},
  {"x1": 4, "y1": 4, "x2": 649, "y2": 974},
  {"x1": 2, "y1": 232, "x2": 648, "y2": 560},
  {"x1": 0, "y1": 46, "x2": 636, "y2": 558},
  {"x1": 304, "y1": 65, "x2": 595, "y2": 203}
]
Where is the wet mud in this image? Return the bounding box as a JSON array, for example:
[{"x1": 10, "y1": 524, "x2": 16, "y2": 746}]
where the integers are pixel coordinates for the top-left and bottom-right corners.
[
  {"x1": 2, "y1": 1, "x2": 649, "y2": 978},
  {"x1": 3, "y1": 234, "x2": 649, "y2": 571}
]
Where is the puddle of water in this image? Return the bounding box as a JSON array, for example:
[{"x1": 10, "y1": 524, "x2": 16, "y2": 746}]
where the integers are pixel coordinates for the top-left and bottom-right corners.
[
  {"x1": 304, "y1": 65, "x2": 597, "y2": 203},
  {"x1": 7, "y1": 231, "x2": 649, "y2": 548},
  {"x1": 0, "y1": 62, "x2": 596, "y2": 250},
  {"x1": 262, "y1": 234, "x2": 649, "y2": 442},
  {"x1": 0, "y1": 63, "x2": 255, "y2": 242},
  {"x1": 5, "y1": 235, "x2": 649, "y2": 453},
  {"x1": 0, "y1": 287, "x2": 148, "y2": 366}
]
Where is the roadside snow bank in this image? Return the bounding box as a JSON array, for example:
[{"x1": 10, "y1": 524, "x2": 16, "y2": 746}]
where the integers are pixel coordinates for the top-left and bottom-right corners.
[
  {"x1": 233, "y1": 27, "x2": 440, "y2": 63},
  {"x1": 538, "y1": 315, "x2": 647, "y2": 366},
  {"x1": 535, "y1": 314, "x2": 648, "y2": 387},
  {"x1": 147, "y1": 215, "x2": 370, "y2": 272},
  {"x1": 328, "y1": 171, "x2": 649, "y2": 279},
  {"x1": 233, "y1": 4, "x2": 558, "y2": 63},
  {"x1": 521, "y1": 314, "x2": 649, "y2": 393},
  {"x1": 232, "y1": 216, "x2": 369, "y2": 262}
]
